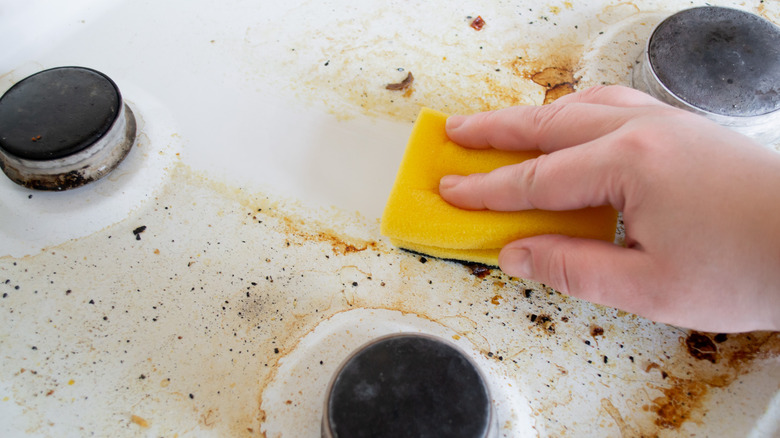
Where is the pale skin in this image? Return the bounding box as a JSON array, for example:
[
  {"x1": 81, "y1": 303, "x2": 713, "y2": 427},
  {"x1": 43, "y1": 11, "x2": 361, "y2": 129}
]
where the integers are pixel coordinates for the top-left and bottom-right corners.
[{"x1": 438, "y1": 85, "x2": 780, "y2": 333}]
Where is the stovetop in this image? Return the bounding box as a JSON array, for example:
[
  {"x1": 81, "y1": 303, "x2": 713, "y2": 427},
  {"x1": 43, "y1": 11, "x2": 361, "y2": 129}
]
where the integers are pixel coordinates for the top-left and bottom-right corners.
[{"x1": 1, "y1": 1, "x2": 779, "y2": 436}]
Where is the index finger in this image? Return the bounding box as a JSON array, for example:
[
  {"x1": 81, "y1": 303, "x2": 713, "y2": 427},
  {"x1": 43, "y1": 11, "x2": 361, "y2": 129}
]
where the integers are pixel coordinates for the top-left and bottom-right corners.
[{"x1": 445, "y1": 86, "x2": 665, "y2": 153}]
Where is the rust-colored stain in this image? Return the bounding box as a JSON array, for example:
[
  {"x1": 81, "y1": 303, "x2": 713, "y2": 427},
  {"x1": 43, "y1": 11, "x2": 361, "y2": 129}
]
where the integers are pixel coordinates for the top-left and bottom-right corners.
[
  {"x1": 280, "y1": 216, "x2": 380, "y2": 256},
  {"x1": 641, "y1": 331, "x2": 780, "y2": 432},
  {"x1": 649, "y1": 377, "x2": 709, "y2": 429}
]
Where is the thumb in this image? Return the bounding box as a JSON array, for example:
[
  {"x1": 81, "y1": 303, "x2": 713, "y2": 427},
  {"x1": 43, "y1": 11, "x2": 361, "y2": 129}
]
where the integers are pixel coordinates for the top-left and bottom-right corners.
[{"x1": 500, "y1": 235, "x2": 652, "y2": 310}]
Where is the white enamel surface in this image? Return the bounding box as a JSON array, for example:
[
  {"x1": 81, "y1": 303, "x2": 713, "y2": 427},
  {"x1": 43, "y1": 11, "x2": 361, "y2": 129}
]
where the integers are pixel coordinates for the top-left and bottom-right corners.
[{"x1": 1, "y1": 1, "x2": 779, "y2": 437}]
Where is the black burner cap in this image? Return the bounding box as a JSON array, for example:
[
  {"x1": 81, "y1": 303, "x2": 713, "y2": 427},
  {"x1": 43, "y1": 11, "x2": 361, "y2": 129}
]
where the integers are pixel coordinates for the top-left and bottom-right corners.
[
  {"x1": 0, "y1": 66, "x2": 121, "y2": 160},
  {"x1": 325, "y1": 334, "x2": 492, "y2": 438},
  {"x1": 648, "y1": 7, "x2": 780, "y2": 117}
]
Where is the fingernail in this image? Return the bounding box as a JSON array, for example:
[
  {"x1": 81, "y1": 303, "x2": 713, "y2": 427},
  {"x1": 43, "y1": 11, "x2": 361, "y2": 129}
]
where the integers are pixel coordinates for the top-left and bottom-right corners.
[
  {"x1": 500, "y1": 247, "x2": 533, "y2": 278},
  {"x1": 439, "y1": 175, "x2": 464, "y2": 190},
  {"x1": 445, "y1": 115, "x2": 466, "y2": 131}
]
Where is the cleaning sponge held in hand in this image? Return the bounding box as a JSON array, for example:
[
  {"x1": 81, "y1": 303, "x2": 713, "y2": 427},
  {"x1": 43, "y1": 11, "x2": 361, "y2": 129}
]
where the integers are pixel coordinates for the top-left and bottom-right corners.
[{"x1": 380, "y1": 107, "x2": 618, "y2": 266}]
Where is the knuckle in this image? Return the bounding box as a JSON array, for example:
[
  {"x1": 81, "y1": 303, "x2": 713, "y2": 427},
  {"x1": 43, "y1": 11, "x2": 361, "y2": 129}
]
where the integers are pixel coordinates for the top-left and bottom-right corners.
[
  {"x1": 530, "y1": 104, "x2": 569, "y2": 145},
  {"x1": 539, "y1": 241, "x2": 573, "y2": 294},
  {"x1": 573, "y1": 85, "x2": 611, "y2": 102},
  {"x1": 509, "y1": 155, "x2": 550, "y2": 208}
]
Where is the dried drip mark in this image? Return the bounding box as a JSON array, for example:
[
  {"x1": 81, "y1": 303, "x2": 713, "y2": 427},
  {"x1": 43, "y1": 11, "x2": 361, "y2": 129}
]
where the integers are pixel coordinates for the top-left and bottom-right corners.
[{"x1": 279, "y1": 217, "x2": 378, "y2": 256}]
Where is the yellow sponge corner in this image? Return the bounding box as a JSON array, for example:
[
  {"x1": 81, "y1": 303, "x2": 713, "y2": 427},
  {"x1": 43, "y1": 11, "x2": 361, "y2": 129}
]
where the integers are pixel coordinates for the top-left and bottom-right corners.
[{"x1": 380, "y1": 107, "x2": 617, "y2": 266}]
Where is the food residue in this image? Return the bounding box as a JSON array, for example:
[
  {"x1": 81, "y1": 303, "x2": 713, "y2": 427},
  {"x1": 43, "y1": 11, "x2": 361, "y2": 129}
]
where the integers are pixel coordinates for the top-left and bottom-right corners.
[
  {"x1": 470, "y1": 16, "x2": 486, "y2": 31},
  {"x1": 385, "y1": 72, "x2": 414, "y2": 91},
  {"x1": 465, "y1": 263, "x2": 491, "y2": 279},
  {"x1": 131, "y1": 415, "x2": 149, "y2": 428}
]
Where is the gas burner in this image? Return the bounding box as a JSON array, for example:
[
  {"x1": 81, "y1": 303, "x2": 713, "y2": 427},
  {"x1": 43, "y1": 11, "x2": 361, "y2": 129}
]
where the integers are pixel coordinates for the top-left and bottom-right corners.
[
  {"x1": 0, "y1": 66, "x2": 136, "y2": 190},
  {"x1": 632, "y1": 6, "x2": 780, "y2": 145},
  {"x1": 322, "y1": 333, "x2": 496, "y2": 438}
]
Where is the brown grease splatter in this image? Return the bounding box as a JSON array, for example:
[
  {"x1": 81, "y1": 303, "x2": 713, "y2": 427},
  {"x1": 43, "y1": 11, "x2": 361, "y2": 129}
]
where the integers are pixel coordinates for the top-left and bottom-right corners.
[
  {"x1": 590, "y1": 325, "x2": 604, "y2": 338},
  {"x1": 685, "y1": 332, "x2": 718, "y2": 364},
  {"x1": 530, "y1": 67, "x2": 577, "y2": 104}
]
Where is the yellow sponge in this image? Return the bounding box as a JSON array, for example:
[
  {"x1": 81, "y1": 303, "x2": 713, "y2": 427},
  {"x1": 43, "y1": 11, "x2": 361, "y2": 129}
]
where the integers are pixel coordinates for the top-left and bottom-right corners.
[{"x1": 380, "y1": 107, "x2": 618, "y2": 266}]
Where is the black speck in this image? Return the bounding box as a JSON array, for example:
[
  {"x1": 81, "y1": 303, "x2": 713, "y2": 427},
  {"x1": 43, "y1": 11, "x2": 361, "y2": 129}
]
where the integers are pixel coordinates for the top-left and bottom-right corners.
[
  {"x1": 28, "y1": 194, "x2": 33, "y2": 199},
  {"x1": 65, "y1": 289, "x2": 72, "y2": 295},
  {"x1": 189, "y1": 393, "x2": 194, "y2": 399},
  {"x1": 351, "y1": 281, "x2": 358, "y2": 287},
  {"x1": 88, "y1": 299, "x2": 95, "y2": 304},
  {"x1": 529, "y1": 314, "x2": 537, "y2": 322},
  {"x1": 132, "y1": 226, "x2": 147, "y2": 240},
  {"x1": 31, "y1": 346, "x2": 38, "y2": 350},
  {"x1": 419, "y1": 256, "x2": 427, "y2": 263},
  {"x1": 603, "y1": 356, "x2": 608, "y2": 364},
  {"x1": 324, "y1": 60, "x2": 330, "y2": 66},
  {"x1": 2, "y1": 293, "x2": 6, "y2": 298},
  {"x1": 274, "y1": 348, "x2": 280, "y2": 354},
  {"x1": 139, "y1": 374, "x2": 146, "y2": 380},
  {"x1": 714, "y1": 333, "x2": 728, "y2": 343},
  {"x1": 524, "y1": 289, "x2": 533, "y2": 298}
]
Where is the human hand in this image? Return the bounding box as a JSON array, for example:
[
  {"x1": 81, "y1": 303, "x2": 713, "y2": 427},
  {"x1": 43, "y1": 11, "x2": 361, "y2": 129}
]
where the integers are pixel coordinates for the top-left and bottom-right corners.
[{"x1": 438, "y1": 85, "x2": 780, "y2": 333}]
